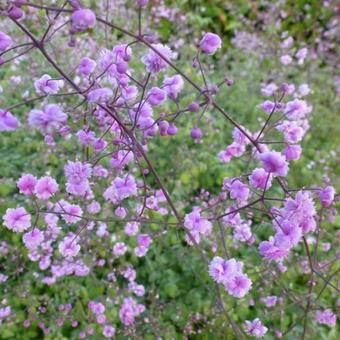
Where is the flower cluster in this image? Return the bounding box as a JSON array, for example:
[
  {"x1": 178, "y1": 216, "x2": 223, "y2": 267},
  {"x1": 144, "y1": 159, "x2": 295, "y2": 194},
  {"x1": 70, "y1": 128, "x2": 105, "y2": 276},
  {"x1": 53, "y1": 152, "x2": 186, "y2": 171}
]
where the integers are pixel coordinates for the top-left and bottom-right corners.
[{"x1": 209, "y1": 257, "x2": 252, "y2": 298}]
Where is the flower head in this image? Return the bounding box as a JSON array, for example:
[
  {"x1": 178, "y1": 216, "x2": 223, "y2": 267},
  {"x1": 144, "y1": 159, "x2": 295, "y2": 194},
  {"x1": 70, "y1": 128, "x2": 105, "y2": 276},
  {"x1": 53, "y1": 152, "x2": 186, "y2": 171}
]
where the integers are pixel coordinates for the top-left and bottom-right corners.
[
  {"x1": 71, "y1": 9, "x2": 96, "y2": 32},
  {"x1": 318, "y1": 186, "x2": 335, "y2": 208},
  {"x1": 142, "y1": 44, "x2": 174, "y2": 73},
  {"x1": 260, "y1": 151, "x2": 289, "y2": 177},
  {"x1": 28, "y1": 104, "x2": 67, "y2": 133},
  {"x1": 23, "y1": 229, "x2": 44, "y2": 250},
  {"x1": 244, "y1": 318, "x2": 268, "y2": 338},
  {"x1": 3, "y1": 207, "x2": 31, "y2": 232},
  {"x1": 34, "y1": 74, "x2": 61, "y2": 95},
  {"x1": 0, "y1": 110, "x2": 20, "y2": 131},
  {"x1": 34, "y1": 176, "x2": 59, "y2": 200},
  {"x1": 59, "y1": 234, "x2": 80, "y2": 258},
  {"x1": 163, "y1": 74, "x2": 184, "y2": 100},
  {"x1": 315, "y1": 309, "x2": 336, "y2": 327},
  {"x1": 200, "y1": 32, "x2": 222, "y2": 55},
  {"x1": 17, "y1": 174, "x2": 37, "y2": 196},
  {"x1": 77, "y1": 57, "x2": 96, "y2": 76}
]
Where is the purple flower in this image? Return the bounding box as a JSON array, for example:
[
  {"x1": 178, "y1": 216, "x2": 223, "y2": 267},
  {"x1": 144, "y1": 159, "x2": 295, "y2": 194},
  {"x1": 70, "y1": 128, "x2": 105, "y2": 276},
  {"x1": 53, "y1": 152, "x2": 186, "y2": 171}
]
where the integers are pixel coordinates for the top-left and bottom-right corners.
[
  {"x1": 234, "y1": 223, "x2": 252, "y2": 242},
  {"x1": 71, "y1": 9, "x2": 96, "y2": 32},
  {"x1": 76, "y1": 129, "x2": 96, "y2": 146},
  {"x1": 315, "y1": 309, "x2": 337, "y2": 327},
  {"x1": 129, "y1": 282, "x2": 145, "y2": 296},
  {"x1": 260, "y1": 100, "x2": 276, "y2": 114},
  {"x1": 274, "y1": 221, "x2": 302, "y2": 248},
  {"x1": 142, "y1": 44, "x2": 175, "y2": 73},
  {"x1": 184, "y1": 208, "x2": 212, "y2": 245},
  {"x1": 249, "y1": 168, "x2": 272, "y2": 190},
  {"x1": 3, "y1": 207, "x2": 31, "y2": 232},
  {"x1": 112, "y1": 44, "x2": 132, "y2": 62},
  {"x1": 280, "y1": 55, "x2": 292, "y2": 65},
  {"x1": 209, "y1": 257, "x2": 252, "y2": 298},
  {"x1": 259, "y1": 237, "x2": 290, "y2": 262},
  {"x1": 119, "y1": 297, "x2": 145, "y2": 326},
  {"x1": 34, "y1": 74, "x2": 61, "y2": 95},
  {"x1": 28, "y1": 104, "x2": 67, "y2": 133},
  {"x1": 244, "y1": 318, "x2": 268, "y2": 338},
  {"x1": 58, "y1": 234, "x2": 80, "y2": 258},
  {"x1": 284, "y1": 99, "x2": 311, "y2": 120},
  {"x1": 77, "y1": 57, "x2": 96, "y2": 76},
  {"x1": 260, "y1": 151, "x2": 289, "y2": 177},
  {"x1": 276, "y1": 121, "x2": 305, "y2": 143},
  {"x1": 0, "y1": 110, "x2": 20, "y2": 131},
  {"x1": 64, "y1": 161, "x2": 92, "y2": 196},
  {"x1": 122, "y1": 267, "x2": 136, "y2": 282},
  {"x1": 125, "y1": 222, "x2": 139, "y2": 236},
  {"x1": 88, "y1": 301, "x2": 105, "y2": 315},
  {"x1": 0, "y1": 32, "x2": 12, "y2": 52},
  {"x1": 208, "y1": 257, "x2": 241, "y2": 284},
  {"x1": 199, "y1": 32, "x2": 222, "y2": 55},
  {"x1": 88, "y1": 88, "x2": 113, "y2": 103},
  {"x1": 280, "y1": 36, "x2": 294, "y2": 49},
  {"x1": 34, "y1": 176, "x2": 59, "y2": 200},
  {"x1": 191, "y1": 127, "x2": 202, "y2": 140},
  {"x1": 103, "y1": 325, "x2": 115, "y2": 338},
  {"x1": 103, "y1": 174, "x2": 137, "y2": 204},
  {"x1": 147, "y1": 87, "x2": 167, "y2": 106},
  {"x1": 225, "y1": 273, "x2": 252, "y2": 298},
  {"x1": 17, "y1": 174, "x2": 37, "y2": 196},
  {"x1": 262, "y1": 295, "x2": 277, "y2": 307},
  {"x1": 283, "y1": 144, "x2": 302, "y2": 161},
  {"x1": 261, "y1": 83, "x2": 278, "y2": 97},
  {"x1": 296, "y1": 48, "x2": 307, "y2": 65},
  {"x1": 23, "y1": 229, "x2": 44, "y2": 250},
  {"x1": 218, "y1": 142, "x2": 245, "y2": 163},
  {"x1": 0, "y1": 306, "x2": 11, "y2": 319},
  {"x1": 137, "y1": 234, "x2": 152, "y2": 248},
  {"x1": 163, "y1": 74, "x2": 184, "y2": 99},
  {"x1": 230, "y1": 180, "x2": 249, "y2": 203},
  {"x1": 284, "y1": 191, "x2": 316, "y2": 227},
  {"x1": 318, "y1": 186, "x2": 335, "y2": 208},
  {"x1": 113, "y1": 242, "x2": 127, "y2": 256},
  {"x1": 57, "y1": 200, "x2": 83, "y2": 224}
]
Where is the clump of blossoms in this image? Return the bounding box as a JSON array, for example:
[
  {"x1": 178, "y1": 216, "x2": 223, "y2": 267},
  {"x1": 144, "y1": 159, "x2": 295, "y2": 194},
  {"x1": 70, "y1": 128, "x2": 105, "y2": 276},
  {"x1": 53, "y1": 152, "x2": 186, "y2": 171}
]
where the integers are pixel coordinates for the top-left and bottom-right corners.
[
  {"x1": 209, "y1": 257, "x2": 252, "y2": 298},
  {"x1": 0, "y1": 0, "x2": 338, "y2": 338}
]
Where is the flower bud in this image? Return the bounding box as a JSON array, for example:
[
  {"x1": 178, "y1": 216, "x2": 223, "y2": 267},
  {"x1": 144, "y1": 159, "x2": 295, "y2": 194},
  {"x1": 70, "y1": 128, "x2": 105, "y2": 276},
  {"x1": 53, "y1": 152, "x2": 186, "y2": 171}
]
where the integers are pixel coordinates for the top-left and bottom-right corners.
[
  {"x1": 158, "y1": 120, "x2": 169, "y2": 136},
  {"x1": 190, "y1": 127, "x2": 202, "y2": 140},
  {"x1": 188, "y1": 101, "x2": 200, "y2": 112},
  {"x1": 8, "y1": 6, "x2": 24, "y2": 20},
  {"x1": 167, "y1": 123, "x2": 178, "y2": 136}
]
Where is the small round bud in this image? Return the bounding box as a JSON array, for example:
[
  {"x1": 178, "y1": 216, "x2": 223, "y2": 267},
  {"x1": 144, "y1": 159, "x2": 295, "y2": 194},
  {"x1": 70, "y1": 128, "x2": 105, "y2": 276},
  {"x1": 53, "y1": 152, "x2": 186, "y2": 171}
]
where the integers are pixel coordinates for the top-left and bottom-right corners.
[
  {"x1": 192, "y1": 58, "x2": 199, "y2": 68},
  {"x1": 188, "y1": 101, "x2": 200, "y2": 112},
  {"x1": 8, "y1": 6, "x2": 24, "y2": 20},
  {"x1": 116, "y1": 61, "x2": 128, "y2": 74},
  {"x1": 225, "y1": 79, "x2": 234, "y2": 86},
  {"x1": 123, "y1": 54, "x2": 131, "y2": 62},
  {"x1": 159, "y1": 120, "x2": 169, "y2": 136},
  {"x1": 167, "y1": 123, "x2": 178, "y2": 136},
  {"x1": 190, "y1": 127, "x2": 202, "y2": 140}
]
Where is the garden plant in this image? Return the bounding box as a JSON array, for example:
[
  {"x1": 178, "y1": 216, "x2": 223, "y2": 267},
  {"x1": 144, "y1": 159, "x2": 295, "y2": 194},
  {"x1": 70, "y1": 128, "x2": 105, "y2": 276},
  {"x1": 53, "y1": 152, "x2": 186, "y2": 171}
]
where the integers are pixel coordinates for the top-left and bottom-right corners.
[{"x1": 0, "y1": 0, "x2": 339, "y2": 339}]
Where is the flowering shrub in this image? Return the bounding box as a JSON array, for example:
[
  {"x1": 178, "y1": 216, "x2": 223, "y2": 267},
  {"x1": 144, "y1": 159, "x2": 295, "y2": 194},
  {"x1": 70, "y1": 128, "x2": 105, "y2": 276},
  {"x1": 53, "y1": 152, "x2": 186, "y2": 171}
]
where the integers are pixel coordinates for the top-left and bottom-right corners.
[{"x1": 0, "y1": 0, "x2": 339, "y2": 338}]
